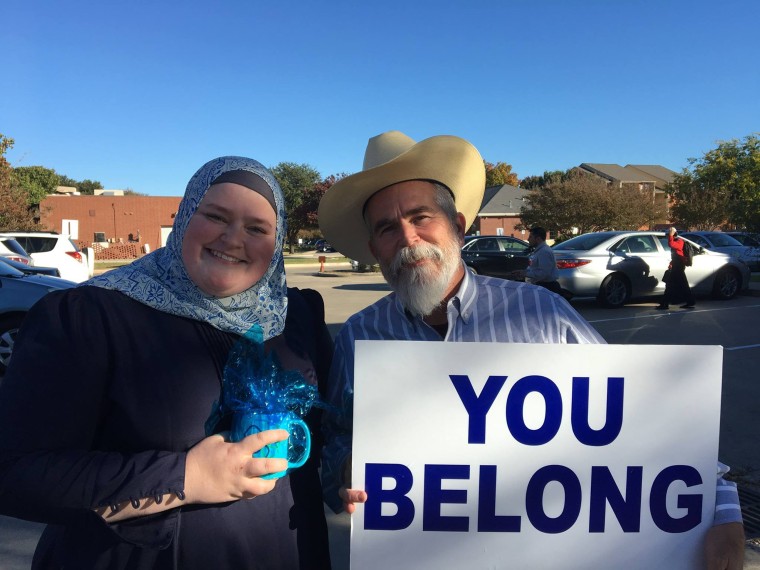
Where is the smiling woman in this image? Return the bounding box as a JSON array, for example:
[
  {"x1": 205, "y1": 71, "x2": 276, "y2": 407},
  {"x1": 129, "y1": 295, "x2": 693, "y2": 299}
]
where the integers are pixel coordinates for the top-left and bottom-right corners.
[
  {"x1": 0, "y1": 157, "x2": 333, "y2": 569},
  {"x1": 182, "y1": 181, "x2": 277, "y2": 298}
]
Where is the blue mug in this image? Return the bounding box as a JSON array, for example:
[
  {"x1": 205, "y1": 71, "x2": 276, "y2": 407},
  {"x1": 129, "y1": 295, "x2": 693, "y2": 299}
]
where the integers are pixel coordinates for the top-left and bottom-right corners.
[{"x1": 230, "y1": 410, "x2": 311, "y2": 479}]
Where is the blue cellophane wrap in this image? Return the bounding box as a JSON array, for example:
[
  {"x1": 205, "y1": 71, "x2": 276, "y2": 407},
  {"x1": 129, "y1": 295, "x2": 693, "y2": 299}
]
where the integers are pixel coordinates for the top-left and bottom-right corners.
[{"x1": 204, "y1": 324, "x2": 319, "y2": 462}]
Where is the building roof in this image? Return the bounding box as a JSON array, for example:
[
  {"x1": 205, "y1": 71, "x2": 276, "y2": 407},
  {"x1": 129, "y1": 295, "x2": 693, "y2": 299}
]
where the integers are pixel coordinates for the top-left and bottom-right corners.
[
  {"x1": 478, "y1": 184, "x2": 530, "y2": 216},
  {"x1": 579, "y1": 163, "x2": 677, "y2": 189},
  {"x1": 624, "y1": 164, "x2": 677, "y2": 186}
]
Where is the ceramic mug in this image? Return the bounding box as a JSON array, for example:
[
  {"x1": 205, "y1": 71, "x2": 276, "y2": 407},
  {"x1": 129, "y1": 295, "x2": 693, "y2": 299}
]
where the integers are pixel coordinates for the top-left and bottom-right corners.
[{"x1": 231, "y1": 410, "x2": 311, "y2": 479}]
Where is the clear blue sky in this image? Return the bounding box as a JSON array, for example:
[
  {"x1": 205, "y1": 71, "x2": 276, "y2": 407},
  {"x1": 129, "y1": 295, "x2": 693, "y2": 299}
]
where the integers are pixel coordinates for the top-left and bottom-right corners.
[{"x1": 3, "y1": 0, "x2": 758, "y2": 196}]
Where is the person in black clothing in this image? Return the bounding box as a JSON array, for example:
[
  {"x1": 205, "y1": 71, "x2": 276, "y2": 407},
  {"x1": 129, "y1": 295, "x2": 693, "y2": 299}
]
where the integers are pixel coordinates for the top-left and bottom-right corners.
[
  {"x1": 657, "y1": 226, "x2": 695, "y2": 310},
  {"x1": 0, "y1": 157, "x2": 332, "y2": 569}
]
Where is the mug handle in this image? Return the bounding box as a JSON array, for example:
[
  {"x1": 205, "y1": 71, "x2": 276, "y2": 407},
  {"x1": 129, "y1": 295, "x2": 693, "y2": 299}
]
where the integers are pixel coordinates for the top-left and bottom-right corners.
[{"x1": 286, "y1": 418, "x2": 311, "y2": 469}]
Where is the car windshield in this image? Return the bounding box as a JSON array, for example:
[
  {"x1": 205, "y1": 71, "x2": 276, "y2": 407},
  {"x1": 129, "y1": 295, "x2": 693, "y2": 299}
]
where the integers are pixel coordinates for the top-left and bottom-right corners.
[
  {"x1": 705, "y1": 233, "x2": 743, "y2": 247},
  {"x1": 553, "y1": 233, "x2": 619, "y2": 251},
  {"x1": 1, "y1": 239, "x2": 29, "y2": 257}
]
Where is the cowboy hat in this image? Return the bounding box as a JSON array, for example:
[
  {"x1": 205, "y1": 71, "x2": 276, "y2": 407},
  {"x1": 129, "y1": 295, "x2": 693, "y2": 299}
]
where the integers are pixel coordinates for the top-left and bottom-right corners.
[{"x1": 318, "y1": 130, "x2": 486, "y2": 264}]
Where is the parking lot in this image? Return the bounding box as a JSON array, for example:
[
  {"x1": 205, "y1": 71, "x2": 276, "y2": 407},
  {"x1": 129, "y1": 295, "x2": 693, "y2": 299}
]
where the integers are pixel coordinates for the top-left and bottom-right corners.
[{"x1": 2, "y1": 264, "x2": 759, "y2": 567}]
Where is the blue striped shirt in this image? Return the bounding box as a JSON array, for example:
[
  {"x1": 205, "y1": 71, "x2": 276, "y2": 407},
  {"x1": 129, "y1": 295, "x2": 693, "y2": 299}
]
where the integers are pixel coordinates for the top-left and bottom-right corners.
[{"x1": 321, "y1": 268, "x2": 742, "y2": 525}]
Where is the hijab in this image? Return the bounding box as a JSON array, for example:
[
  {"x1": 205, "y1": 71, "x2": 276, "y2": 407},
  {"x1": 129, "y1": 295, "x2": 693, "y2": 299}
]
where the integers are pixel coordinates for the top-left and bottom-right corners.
[{"x1": 86, "y1": 156, "x2": 288, "y2": 340}]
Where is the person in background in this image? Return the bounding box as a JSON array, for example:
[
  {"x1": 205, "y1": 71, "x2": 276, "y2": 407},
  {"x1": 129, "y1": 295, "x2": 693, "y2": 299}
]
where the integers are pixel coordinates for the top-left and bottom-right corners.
[
  {"x1": 510, "y1": 226, "x2": 562, "y2": 294},
  {"x1": 657, "y1": 226, "x2": 696, "y2": 310},
  {"x1": 0, "y1": 156, "x2": 332, "y2": 569},
  {"x1": 318, "y1": 130, "x2": 744, "y2": 570}
]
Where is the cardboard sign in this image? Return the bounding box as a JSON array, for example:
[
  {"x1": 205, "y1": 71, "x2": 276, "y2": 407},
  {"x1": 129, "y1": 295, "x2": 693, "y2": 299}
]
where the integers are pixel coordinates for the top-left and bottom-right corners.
[{"x1": 350, "y1": 341, "x2": 723, "y2": 570}]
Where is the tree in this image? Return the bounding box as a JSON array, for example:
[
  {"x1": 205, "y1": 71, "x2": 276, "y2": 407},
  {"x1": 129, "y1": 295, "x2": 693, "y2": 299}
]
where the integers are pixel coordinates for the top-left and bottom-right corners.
[
  {"x1": 484, "y1": 161, "x2": 518, "y2": 187},
  {"x1": 12, "y1": 165, "x2": 60, "y2": 205},
  {"x1": 57, "y1": 174, "x2": 104, "y2": 195},
  {"x1": 77, "y1": 179, "x2": 104, "y2": 195},
  {"x1": 668, "y1": 134, "x2": 760, "y2": 231},
  {"x1": 519, "y1": 170, "x2": 565, "y2": 190},
  {"x1": 0, "y1": 135, "x2": 38, "y2": 231},
  {"x1": 519, "y1": 170, "x2": 661, "y2": 240},
  {"x1": 270, "y1": 162, "x2": 322, "y2": 253}
]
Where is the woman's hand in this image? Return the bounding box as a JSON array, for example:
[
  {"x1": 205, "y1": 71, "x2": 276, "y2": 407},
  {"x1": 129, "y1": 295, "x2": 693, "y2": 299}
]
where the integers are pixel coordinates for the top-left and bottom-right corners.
[{"x1": 184, "y1": 430, "x2": 289, "y2": 504}]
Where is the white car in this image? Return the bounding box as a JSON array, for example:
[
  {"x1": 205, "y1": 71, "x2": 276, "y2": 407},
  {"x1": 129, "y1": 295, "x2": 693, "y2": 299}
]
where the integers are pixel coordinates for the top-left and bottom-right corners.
[{"x1": 0, "y1": 232, "x2": 91, "y2": 283}]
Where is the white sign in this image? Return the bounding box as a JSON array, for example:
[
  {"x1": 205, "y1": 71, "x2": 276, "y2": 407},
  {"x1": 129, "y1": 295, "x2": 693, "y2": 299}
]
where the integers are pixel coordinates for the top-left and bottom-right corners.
[{"x1": 351, "y1": 341, "x2": 723, "y2": 570}]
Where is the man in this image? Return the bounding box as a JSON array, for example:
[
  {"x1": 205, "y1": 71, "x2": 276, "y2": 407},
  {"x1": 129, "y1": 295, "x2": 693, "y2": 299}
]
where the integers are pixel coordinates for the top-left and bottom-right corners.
[
  {"x1": 510, "y1": 226, "x2": 562, "y2": 294},
  {"x1": 657, "y1": 226, "x2": 696, "y2": 310},
  {"x1": 318, "y1": 131, "x2": 744, "y2": 568}
]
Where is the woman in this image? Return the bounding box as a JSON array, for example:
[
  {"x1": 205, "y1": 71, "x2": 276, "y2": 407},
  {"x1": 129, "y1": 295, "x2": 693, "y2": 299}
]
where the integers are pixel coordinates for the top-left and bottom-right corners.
[
  {"x1": 0, "y1": 157, "x2": 332, "y2": 569},
  {"x1": 657, "y1": 226, "x2": 696, "y2": 310}
]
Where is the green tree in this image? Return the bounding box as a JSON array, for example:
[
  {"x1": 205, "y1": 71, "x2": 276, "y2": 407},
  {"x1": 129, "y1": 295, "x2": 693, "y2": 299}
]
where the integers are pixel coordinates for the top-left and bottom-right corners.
[
  {"x1": 519, "y1": 170, "x2": 660, "y2": 240},
  {"x1": 12, "y1": 165, "x2": 59, "y2": 205},
  {"x1": 668, "y1": 134, "x2": 760, "y2": 231},
  {"x1": 0, "y1": 135, "x2": 39, "y2": 231},
  {"x1": 484, "y1": 161, "x2": 518, "y2": 187},
  {"x1": 57, "y1": 174, "x2": 104, "y2": 195},
  {"x1": 77, "y1": 179, "x2": 103, "y2": 195},
  {"x1": 519, "y1": 170, "x2": 565, "y2": 190},
  {"x1": 270, "y1": 162, "x2": 322, "y2": 253}
]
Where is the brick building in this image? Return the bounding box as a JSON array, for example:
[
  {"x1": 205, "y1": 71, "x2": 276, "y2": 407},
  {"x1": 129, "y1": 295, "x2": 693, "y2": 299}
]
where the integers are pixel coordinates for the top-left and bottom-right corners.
[{"x1": 39, "y1": 194, "x2": 181, "y2": 259}]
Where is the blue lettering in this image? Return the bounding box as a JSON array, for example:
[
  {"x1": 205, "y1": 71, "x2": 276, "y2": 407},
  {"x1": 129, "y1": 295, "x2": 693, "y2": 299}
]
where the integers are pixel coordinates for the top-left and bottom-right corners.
[
  {"x1": 589, "y1": 466, "x2": 642, "y2": 532},
  {"x1": 364, "y1": 463, "x2": 415, "y2": 530},
  {"x1": 526, "y1": 465, "x2": 582, "y2": 533},
  {"x1": 450, "y1": 375, "x2": 507, "y2": 444},
  {"x1": 650, "y1": 465, "x2": 702, "y2": 533},
  {"x1": 423, "y1": 465, "x2": 470, "y2": 531},
  {"x1": 507, "y1": 375, "x2": 562, "y2": 445},
  {"x1": 478, "y1": 465, "x2": 521, "y2": 532},
  {"x1": 571, "y1": 377, "x2": 624, "y2": 446}
]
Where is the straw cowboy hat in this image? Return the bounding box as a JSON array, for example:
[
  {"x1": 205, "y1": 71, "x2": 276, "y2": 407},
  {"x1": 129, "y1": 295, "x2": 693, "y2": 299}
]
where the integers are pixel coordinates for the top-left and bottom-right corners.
[{"x1": 318, "y1": 130, "x2": 486, "y2": 264}]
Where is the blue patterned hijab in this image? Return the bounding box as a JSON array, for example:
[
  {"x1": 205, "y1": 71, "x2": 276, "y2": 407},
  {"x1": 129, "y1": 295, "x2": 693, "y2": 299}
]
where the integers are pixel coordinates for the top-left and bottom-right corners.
[{"x1": 86, "y1": 156, "x2": 288, "y2": 340}]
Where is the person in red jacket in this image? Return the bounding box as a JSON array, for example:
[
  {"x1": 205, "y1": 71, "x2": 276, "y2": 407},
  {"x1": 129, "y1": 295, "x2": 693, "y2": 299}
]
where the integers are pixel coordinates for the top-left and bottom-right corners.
[{"x1": 657, "y1": 226, "x2": 696, "y2": 309}]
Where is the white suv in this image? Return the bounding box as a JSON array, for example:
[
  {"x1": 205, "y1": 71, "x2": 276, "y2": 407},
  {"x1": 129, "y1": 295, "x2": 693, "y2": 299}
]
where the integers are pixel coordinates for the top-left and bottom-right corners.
[{"x1": 0, "y1": 232, "x2": 91, "y2": 283}]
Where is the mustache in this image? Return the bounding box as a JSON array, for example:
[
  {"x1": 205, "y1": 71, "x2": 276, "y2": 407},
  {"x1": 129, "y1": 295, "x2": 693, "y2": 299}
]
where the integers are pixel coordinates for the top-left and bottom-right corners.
[{"x1": 389, "y1": 243, "x2": 444, "y2": 276}]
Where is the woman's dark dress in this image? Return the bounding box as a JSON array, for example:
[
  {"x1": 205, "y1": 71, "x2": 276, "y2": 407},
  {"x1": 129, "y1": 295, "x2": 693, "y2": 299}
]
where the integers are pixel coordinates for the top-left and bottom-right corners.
[{"x1": 0, "y1": 286, "x2": 332, "y2": 569}]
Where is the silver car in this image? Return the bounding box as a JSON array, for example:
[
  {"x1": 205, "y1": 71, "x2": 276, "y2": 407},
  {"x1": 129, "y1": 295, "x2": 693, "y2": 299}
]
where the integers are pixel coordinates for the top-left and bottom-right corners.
[
  {"x1": 681, "y1": 231, "x2": 760, "y2": 272},
  {"x1": 552, "y1": 231, "x2": 751, "y2": 308}
]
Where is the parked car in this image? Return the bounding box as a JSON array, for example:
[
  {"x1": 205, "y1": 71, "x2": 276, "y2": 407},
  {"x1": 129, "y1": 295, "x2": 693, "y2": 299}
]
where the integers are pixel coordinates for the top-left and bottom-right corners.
[
  {"x1": 680, "y1": 231, "x2": 760, "y2": 272},
  {"x1": 0, "y1": 262, "x2": 76, "y2": 376},
  {"x1": 461, "y1": 235, "x2": 531, "y2": 278},
  {"x1": 724, "y1": 232, "x2": 760, "y2": 270},
  {"x1": 552, "y1": 231, "x2": 750, "y2": 308},
  {"x1": 0, "y1": 257, "x2": 61, "y2": 277},
  {"x1": 725, "y1": 231, "x2": 760, "y2": 247},
  {"x1": 0, "y1": 232, "x2": 90, "y2": 282},
  {"x1": 316, "y1": 241, "x2": 336, "y2": 253},
  {"x1": 0, "y1": 237, "x2": 34, "y2": 266}
]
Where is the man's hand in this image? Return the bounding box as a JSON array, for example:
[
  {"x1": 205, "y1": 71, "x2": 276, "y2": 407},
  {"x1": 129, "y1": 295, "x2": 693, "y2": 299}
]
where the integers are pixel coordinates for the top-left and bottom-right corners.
[
  {"x1": 704, "y1": 522, "x2": 745, "y2": 570},
  {"x1": 339, "y1": 454, "x2": 368, "y2": 513},
  {"x1": 339, "y1": 487, "x2": 368, "y2": 514}
]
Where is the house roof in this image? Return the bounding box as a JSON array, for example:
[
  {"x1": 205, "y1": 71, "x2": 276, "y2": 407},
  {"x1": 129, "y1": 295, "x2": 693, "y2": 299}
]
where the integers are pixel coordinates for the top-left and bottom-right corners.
[
  {"x1": 624, "y1": 164, "x2": 677, "y2": 186},
  {"x1": 478, "y1": 184, "x2": 530, "y2": 216},
  {"x1": 579, "y1": 163, "x2": 677, "y2": 189}
]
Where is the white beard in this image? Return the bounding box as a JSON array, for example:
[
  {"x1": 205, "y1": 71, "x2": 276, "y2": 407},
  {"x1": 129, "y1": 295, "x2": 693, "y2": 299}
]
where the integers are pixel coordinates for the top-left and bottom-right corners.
[{"x1": 380, "y1": 235, "x2": 462, "y2": 318}]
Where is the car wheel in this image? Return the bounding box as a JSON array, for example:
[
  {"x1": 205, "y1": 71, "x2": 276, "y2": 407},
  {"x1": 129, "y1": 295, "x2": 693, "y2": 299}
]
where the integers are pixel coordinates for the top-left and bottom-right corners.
[
  {"x1": 0, "y1": 314, "x2": 24, "y2": 375},
  {"x1": 712, "y1": 267, "x2": 741, "y2": 300},
  {"x1": 597, "y1": 274, "x2": 630, "y2": 308}
]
